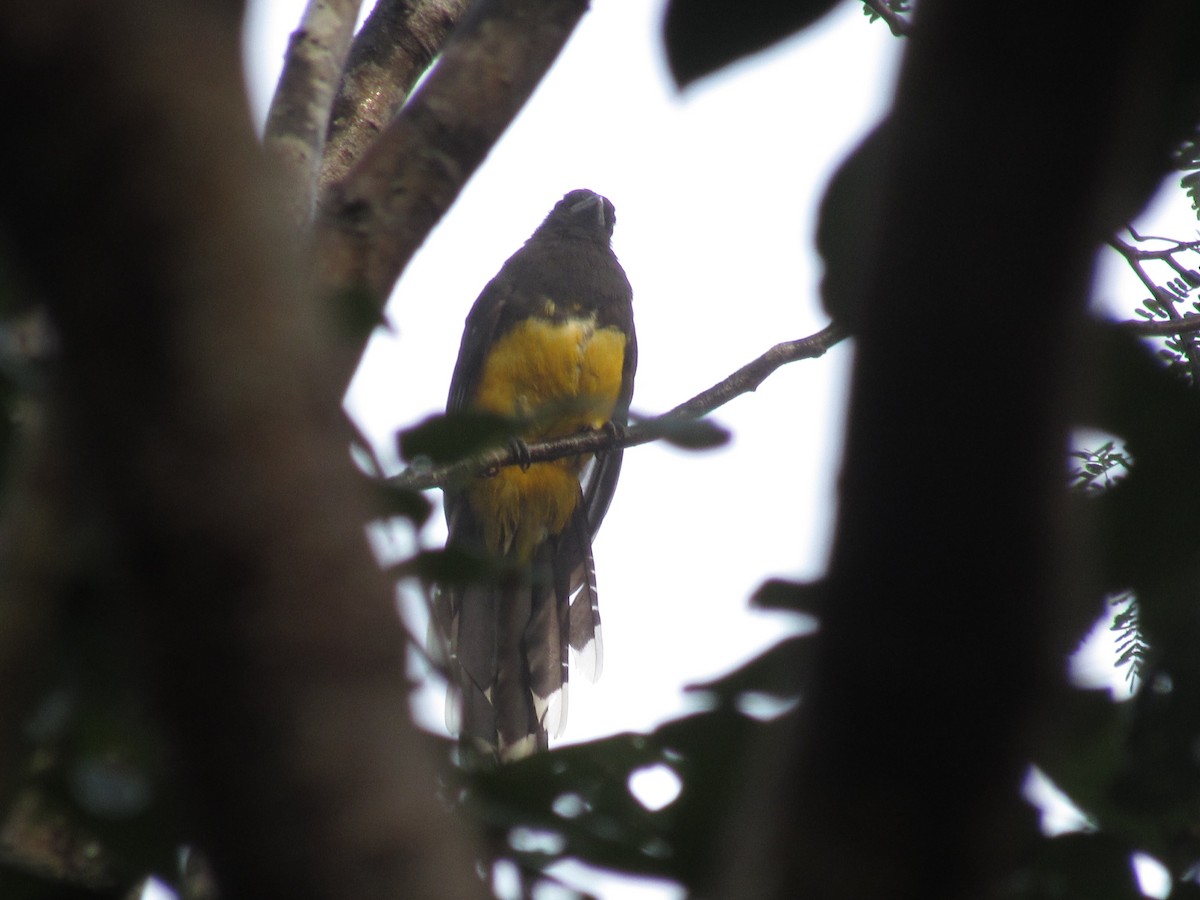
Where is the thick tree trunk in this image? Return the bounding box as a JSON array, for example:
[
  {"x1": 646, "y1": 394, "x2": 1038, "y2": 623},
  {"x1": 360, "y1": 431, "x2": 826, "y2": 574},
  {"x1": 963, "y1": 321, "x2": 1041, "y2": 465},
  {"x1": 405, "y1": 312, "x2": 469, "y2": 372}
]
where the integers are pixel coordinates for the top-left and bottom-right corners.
[
  {"x1": 725, "y1": 2, "x2": 1200, "y2": 898},
  {"x1": 0, "y1": 2, "x2": 485, "y2": 897}
]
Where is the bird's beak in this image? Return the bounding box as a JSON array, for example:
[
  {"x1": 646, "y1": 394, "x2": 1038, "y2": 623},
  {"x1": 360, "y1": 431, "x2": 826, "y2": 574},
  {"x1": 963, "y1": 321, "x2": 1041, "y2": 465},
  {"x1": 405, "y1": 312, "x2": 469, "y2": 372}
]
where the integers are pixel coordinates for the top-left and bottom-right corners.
[{"x1": 569, "y1": 193, "x2": 605, "y2": 228}]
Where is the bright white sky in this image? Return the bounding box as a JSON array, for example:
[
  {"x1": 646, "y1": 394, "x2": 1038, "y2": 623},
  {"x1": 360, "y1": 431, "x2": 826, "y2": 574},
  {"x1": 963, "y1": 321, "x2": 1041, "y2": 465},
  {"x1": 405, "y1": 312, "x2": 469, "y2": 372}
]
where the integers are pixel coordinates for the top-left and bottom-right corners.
[{"x1": 239, "y1": 2, "x2": 1198, "y2": 897}]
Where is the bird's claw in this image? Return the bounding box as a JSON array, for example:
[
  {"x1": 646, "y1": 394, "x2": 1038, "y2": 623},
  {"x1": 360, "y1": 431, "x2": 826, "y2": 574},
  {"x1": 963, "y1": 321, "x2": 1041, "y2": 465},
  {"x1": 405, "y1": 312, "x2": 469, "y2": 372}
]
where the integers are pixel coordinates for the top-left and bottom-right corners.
[
  {"x1": 599, "y1": 420, "x2": 626, "y2": 454},
  {"x1": 509, "y1": 437, "x2": 532, "y2": 471}
]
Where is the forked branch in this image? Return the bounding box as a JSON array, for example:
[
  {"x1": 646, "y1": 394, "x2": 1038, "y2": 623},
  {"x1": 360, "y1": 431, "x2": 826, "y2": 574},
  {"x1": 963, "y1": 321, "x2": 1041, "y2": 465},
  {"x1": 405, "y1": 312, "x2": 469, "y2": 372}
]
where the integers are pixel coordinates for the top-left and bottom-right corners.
[{"x1": 313, "y1": 0, "x2": 590, "y2": 385}]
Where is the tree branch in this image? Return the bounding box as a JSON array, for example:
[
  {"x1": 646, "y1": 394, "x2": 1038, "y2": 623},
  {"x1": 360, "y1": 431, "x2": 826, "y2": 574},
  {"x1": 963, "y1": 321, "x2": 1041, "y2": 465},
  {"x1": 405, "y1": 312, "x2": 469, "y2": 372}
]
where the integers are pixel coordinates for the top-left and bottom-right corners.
[
  {"x1": 392, "y1": 323, "x2": 847, "y2": 491},
  {"x1": 1108, "y1": 232, "x2": 1200, "y2": 304},
  {"x1": 1110, "y1": 231, "x2": 1200, "y2": 379},
  {"x1": 319, "y1": 0, "x2": 470, "y2": 195},
  {"x1": 313, "y1": 0, "x2": 589, "y2": 383},
  {"x1": 1121, "y1": 313, "x2": 1200, "y2": 335},
  {"x1": 263, "y1": 0, "x2": 364, "y2": 226}
]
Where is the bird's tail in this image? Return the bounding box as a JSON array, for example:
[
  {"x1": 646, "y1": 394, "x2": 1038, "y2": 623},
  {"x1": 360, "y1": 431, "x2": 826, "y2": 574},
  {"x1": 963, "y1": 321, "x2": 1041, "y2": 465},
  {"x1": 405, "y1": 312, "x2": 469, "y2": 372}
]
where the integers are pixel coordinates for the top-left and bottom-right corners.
[{"x1": 438, "y1": 504, "x2": 602, "y2": 764}]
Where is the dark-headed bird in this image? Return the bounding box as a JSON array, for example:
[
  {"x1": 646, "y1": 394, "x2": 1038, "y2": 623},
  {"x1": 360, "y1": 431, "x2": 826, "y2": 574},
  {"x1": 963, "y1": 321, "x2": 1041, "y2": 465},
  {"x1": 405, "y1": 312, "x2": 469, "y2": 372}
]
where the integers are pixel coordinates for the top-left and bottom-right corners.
[{"x1": 436, "y1": 189, "x2": 636, "y2": 763}]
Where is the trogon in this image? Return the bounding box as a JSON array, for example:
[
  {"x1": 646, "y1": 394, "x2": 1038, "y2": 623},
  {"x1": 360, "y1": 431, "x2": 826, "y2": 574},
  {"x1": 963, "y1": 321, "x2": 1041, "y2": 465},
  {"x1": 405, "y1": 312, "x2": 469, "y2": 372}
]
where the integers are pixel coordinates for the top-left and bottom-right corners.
[{"x1": 437, "y1": 189, "x2": 636, "y2": 762}]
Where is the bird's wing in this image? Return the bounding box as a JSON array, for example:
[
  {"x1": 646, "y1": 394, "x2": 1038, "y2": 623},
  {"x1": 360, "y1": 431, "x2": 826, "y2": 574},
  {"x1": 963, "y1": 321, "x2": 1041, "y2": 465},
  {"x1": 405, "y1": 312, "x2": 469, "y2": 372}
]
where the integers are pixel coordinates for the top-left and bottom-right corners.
[
  {"x1": 447, "y1": 270, "x2": 513, "y2": 415},
  {"x1": 579, "y1": 324, "x2": 636, "y2": 540}
]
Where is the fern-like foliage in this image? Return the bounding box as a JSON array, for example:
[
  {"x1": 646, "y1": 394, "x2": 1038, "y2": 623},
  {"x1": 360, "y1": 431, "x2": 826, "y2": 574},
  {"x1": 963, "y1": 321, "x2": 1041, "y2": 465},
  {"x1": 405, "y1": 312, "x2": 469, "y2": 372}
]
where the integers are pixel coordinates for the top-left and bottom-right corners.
[
  {"x1": 1173, "y1": 123, "x2": 1200, "y2": 218},
  {"x1": 1068, "y1": 447, "x2": 1142, "y2": 689},
  {"x1": 1134, "y1": 272, "x2": 1200, "y2": 385},
  {"x1": 1109, "y1": 591, "x2": 1146, "y2": 690}
]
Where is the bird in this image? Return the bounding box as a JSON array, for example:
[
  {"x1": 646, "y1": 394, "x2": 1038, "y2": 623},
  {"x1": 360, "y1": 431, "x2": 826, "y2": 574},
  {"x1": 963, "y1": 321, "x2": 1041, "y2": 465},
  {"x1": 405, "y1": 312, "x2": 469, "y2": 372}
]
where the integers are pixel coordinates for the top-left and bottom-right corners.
[{"x1": 435, "y1": 189, "x2": 636, "y2": 763}]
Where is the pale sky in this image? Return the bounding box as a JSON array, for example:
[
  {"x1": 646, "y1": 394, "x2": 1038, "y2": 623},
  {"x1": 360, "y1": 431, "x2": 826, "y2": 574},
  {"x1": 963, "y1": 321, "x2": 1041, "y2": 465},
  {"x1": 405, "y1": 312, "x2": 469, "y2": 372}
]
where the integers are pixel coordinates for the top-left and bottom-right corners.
[{"x1": 240, "y1": 2, "x2": 1197, "y2": 897}]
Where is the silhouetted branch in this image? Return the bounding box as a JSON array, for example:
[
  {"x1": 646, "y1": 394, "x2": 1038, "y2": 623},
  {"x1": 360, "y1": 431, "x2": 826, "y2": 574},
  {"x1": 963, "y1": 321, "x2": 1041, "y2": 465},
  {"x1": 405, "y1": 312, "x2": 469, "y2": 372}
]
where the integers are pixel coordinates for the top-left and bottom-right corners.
[
  {"x1": 264, "y1": 0, "x2": 363, "y2": 226},
  {"x1": 1109, "y1": 231, "x2": 1200, "y2": 304},
  {"x1": 319, "y1": 0, "x2": 469, "y2": 194},
  {"x1": 392, "y1": 323, "x2": 847, "y2": 491},
  {"x1": 1121, "y1": 314, "x2": 1200, "y2": 335},
  {"x1": 1110, "y1": 230, "x2": 1200, "y2": 380}
]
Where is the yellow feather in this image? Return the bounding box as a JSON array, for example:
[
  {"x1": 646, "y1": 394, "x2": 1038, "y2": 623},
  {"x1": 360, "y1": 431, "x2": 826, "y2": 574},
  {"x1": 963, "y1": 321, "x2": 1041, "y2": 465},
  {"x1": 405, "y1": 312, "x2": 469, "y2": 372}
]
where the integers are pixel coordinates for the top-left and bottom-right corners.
[{"x1": 466, "y1": 315, "x2": 627, "y2": 559}]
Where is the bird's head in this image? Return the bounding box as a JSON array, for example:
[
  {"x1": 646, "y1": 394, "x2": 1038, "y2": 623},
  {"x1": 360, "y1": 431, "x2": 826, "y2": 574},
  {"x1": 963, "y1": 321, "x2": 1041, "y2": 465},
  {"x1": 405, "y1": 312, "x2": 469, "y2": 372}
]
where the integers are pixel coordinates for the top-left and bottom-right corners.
[{"x1": 542, "y1": 189, "x2": 616, "y2": 242}]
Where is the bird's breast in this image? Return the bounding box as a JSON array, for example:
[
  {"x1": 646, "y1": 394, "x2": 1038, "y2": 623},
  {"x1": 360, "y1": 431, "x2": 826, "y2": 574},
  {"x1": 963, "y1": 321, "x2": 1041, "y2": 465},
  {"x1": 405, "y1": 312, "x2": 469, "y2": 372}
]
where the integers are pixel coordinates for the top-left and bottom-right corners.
[
  {"x1": 471, "y1": 312, "x2": 627, "y2": 435},
  {"x1": 466, "y1": 312, "x2": 628, "y2": 557}
]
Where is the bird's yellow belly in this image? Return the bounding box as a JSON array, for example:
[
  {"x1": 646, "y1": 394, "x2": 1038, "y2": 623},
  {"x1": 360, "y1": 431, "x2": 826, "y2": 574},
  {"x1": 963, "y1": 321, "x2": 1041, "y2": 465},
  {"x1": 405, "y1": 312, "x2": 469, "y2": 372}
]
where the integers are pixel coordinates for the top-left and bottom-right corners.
[{"x1": 466, "y1": 315, "x2": 627, "y2": 559}]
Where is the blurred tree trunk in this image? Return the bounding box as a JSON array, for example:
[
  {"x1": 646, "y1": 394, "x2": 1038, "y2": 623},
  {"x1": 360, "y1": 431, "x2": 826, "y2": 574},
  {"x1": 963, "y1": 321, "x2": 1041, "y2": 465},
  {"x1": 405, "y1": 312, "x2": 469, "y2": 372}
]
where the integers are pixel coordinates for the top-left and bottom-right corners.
[
  {"x1": 724, "y1": 2, "x2": 1200, "y2": 898},
  {"x1": 0, "y1": 1, "x2": 484, "y2": 897}
]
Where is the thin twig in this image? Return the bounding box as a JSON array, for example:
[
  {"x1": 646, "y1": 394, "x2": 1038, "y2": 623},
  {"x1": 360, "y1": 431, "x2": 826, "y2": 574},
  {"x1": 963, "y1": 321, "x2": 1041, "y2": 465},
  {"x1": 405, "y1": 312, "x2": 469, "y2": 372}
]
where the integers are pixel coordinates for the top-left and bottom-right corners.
[
  {"x1": 1110, "y1": 231, "x2": 1200, "y2": 381},
  {"x1": 1108, "y1": 232, "x2": 1200, "y2": 302},
  {"x1": 391, "y1": 323, "x2": 848, "y2": 492},
  {"x1": 264, "y1": 0, "x2": 364, "y2": 227}
]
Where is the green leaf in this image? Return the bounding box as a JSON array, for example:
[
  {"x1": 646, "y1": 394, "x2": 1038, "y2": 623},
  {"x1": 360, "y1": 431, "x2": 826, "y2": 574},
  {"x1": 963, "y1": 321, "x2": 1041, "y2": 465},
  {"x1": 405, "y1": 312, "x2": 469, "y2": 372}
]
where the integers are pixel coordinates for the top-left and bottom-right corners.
[
  {"x1": 329, "y1": 286, "x2": 387, "y2": 341},
  {"x1": 0, "y1": 863, "x2": 120, "y2": 899},
  {"x1": 750, "y1": 578, "x2": 825, "y2": 614},
  {"x1": 459, "y1": 707, "x2": 779, "y2": 893},
  {"x1": 390, "y1": 546, "x2": 502, "y2": 585},
  {"x1": 374, "y1": 482, "x2": 434, "y2": 526},
  {"x1": 1181, "y1": 171, "x2": 1200, "y2": 216},
  {"x1": 1115, "y1": 646, "x2": 1140, "y2": 665},
  {"x1": 816, "y1": 122, "x2": 892, "y2": 331},
  {"x1": 655, "y1": 417, "x2": 730, "y2": 450},
  {"x1": 397, "y1": 411, "x2": 517, "y2": 464},
  {"x1": 685, "y1": 635, "x2": 812, "y2": 707},
  {"x1": 1007, "y1": 833, "x2": 1142, "y2": 900},
  {"x1": 663, "y1": 0, "x2": 842, "y2": 88}
]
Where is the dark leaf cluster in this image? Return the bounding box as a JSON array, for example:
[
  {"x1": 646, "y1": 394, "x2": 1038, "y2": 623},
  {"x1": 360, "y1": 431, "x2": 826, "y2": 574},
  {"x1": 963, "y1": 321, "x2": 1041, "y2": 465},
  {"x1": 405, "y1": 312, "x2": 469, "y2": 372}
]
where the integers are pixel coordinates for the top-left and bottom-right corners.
[
  {"x1": 453, "y1": 626, "x2": 813, "y2": 896},
  {"x1": 1172, "y1": 125, "x2": 1200, "y2": 217},
  {"x1": 861, "y1": 0, "x2": 913, "y2": 35},
  {"x1": 1036, "y1": 308, "x2": 1200, "y2": 888},
  {"x1": 1069, "y1": 441, "x2": 1132, "y2": 494},
  {"x1": 1110, "y1": 591, "x2": 1146, "y2": 690}
]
